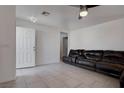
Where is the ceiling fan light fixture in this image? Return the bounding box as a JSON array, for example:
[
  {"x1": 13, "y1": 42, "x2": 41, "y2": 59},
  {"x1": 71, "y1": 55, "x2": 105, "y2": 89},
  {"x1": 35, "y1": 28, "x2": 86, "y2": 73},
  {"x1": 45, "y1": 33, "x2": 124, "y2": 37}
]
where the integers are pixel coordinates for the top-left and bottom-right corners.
[
  {"x1": 29, "y1": 16, "x2": 37, "y2": 23},
  {"x1": 79, "y1": 5, "x2": 88, "y2": 17},
  {"x1": 80, "y1": 11, "x2": 88, "y2": 17}
]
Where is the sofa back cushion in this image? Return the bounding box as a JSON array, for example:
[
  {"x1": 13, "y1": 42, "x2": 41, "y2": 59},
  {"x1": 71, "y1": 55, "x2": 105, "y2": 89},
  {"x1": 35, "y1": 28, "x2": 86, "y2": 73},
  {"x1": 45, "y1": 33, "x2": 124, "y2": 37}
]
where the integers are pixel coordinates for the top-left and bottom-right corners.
[
  {"x1": 69, "y1": 49, "x2": 82, "y2": 57},
  {"x1": 103, "y1": 50, "x2": 124, "y2": 64},
  {"x1": 84, "y1": 50, "x2": 103, "y2": 61}
]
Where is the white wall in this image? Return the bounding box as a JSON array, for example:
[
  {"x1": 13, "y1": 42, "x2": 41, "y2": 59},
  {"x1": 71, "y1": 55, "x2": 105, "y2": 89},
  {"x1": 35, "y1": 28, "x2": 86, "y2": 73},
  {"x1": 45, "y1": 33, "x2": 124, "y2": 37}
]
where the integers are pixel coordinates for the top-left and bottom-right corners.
[
  {"x1": 36, "y1": 31, "x2": 60, "y2": 65},
  {"x1": 0, "y1": 6, "x2": 16, "y2": 83},
  {"x1": 16, "y1": 18, "x2": 67, "y2": 65},
  {"x1": 70, "y1": 18, "x2": 124, "y2": 51}
]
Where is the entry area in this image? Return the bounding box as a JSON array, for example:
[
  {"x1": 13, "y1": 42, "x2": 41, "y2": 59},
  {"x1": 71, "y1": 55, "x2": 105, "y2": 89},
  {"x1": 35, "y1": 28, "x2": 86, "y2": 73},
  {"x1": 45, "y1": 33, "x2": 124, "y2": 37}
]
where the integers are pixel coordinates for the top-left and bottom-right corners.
[{"x1": 16, "y1": 27, "x2": 36, "y2": 68}]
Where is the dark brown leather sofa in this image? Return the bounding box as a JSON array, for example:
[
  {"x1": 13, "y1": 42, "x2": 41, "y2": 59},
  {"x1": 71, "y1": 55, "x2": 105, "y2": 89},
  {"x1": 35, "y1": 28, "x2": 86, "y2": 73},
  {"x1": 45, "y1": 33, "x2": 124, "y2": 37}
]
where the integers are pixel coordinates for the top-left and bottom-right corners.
[
  {"x1": 63, "y1": 49, "x2": 82, "y2": 63},
  {"x1": 120, "y1": 70, "x2": 124, "y2": 87},
  {"x1": 63, "y1": 49, "x2": 124, "y2": 88}
]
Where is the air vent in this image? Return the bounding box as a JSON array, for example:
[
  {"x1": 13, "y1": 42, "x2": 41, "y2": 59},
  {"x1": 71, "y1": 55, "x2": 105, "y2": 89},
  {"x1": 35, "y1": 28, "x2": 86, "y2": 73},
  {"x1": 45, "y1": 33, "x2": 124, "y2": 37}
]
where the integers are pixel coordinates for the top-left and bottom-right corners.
[{"x1": 42, "y1": 11, "x2": 50, "y2": 16}]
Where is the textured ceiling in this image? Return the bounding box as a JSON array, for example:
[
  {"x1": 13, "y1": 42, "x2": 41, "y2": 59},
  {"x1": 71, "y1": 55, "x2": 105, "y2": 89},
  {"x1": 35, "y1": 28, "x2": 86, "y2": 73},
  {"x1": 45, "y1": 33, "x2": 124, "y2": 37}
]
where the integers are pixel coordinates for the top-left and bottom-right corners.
[{"x1": 16, "y1": 5, "x2": 124, "y2": 30}]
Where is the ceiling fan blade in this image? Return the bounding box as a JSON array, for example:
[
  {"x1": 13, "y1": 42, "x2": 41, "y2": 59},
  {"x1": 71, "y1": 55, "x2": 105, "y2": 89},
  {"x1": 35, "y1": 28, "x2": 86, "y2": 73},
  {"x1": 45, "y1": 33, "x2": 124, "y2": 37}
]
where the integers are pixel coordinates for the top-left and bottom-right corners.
[{"x1": 70, "y1": 5, "x2": 99, "y2": 9}]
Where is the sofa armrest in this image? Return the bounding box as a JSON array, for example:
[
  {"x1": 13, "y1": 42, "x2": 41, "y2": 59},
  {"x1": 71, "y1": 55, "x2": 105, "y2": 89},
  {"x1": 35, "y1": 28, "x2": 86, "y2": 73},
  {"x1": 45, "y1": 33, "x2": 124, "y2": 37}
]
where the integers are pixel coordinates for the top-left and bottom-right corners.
[{"x1": 120, "y1": 70, "x2": 124, "y2": 88}]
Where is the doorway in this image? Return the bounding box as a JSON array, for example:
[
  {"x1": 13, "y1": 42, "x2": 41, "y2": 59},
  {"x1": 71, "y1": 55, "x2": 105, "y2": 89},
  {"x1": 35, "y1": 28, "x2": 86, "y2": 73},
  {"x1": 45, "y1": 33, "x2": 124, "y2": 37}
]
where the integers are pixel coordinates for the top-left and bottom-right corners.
[
  {"x1": 16, "y1": 27, "x2": 36, "y2": 68},
  {"x1": 60, "y1": 32, "x2": 68, "y2": 60}
]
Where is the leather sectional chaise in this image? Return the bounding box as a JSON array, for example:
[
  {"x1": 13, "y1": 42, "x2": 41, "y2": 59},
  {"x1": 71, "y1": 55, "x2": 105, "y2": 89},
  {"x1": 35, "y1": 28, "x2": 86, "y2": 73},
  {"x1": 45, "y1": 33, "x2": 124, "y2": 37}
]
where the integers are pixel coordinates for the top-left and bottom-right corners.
[{"x1": 63, "y1": 49, "x2": 124, "y2": 88}]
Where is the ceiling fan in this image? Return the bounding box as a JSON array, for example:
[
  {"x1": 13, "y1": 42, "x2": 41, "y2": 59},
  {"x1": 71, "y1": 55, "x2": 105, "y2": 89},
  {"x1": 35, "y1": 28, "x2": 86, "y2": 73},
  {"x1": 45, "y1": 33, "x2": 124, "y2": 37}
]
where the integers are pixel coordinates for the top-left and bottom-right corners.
[{"x1": 70, "y1": 5, "x2": 99, "y2": 19}]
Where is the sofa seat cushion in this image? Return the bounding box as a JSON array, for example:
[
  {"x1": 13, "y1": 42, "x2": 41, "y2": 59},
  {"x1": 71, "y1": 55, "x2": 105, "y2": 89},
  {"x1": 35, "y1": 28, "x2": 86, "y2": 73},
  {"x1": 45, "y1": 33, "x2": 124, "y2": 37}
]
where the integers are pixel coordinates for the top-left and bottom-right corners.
[
  {"x1": 77, "y1": 60, "x2": 95, "y2": 67},
  {"x1": 96, "y1": 63, "x2": 122, "y2": 75}
]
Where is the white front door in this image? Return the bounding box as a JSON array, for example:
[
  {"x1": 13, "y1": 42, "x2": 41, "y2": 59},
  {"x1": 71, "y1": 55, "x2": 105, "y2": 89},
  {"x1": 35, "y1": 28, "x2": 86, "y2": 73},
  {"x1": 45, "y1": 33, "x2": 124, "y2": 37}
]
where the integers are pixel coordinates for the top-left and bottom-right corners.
[{"x1": 16, "y1": 27, "x2": 35, "y2": 68}]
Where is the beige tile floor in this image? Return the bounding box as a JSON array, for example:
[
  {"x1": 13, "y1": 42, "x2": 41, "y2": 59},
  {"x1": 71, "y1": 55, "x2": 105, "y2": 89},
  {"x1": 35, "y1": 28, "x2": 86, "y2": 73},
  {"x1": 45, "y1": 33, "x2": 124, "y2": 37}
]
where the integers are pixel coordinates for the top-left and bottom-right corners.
[{"x1": 0, "y1": 62, "x2": 120, "y2": 88}]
